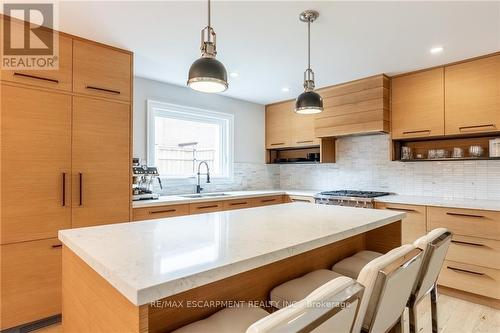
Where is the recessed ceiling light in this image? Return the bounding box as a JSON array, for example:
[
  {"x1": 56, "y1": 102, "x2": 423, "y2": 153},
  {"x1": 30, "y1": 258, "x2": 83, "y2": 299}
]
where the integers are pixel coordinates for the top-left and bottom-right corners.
[
  {"x1": 430, "y1": 46, "x2": 444, "y2": 54},
  {"x1": 281, "y1": 87, "x2": 290, "y2": 92},
  {"x1": 229, "y1": 71, "x2": 239, "y2": 78}
]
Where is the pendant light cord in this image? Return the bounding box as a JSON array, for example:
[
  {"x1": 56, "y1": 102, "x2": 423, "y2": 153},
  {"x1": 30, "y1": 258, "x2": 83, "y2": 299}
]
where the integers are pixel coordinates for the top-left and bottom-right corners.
[
  {"x1": 307, "y1": 18, "x2": 311, "y2": 70},
  {"x1": 208, "y1": 0, "x2": 211, "y2": 28}
]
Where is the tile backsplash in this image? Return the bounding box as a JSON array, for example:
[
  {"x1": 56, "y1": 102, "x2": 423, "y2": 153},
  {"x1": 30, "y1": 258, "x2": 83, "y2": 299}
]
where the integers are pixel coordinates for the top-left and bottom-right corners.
[
  {"x1": 279, "y1": 134, "x2": 500, "y2": 200},
  {"x1": 156, "y1": 162, "x2": 280, "y2": 195}
]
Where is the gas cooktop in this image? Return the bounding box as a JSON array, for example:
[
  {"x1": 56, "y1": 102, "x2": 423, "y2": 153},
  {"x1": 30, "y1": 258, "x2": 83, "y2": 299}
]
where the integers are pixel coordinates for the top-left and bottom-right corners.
[{"x1": 316, "y1": 190, "x2": 391, "y2": 198}]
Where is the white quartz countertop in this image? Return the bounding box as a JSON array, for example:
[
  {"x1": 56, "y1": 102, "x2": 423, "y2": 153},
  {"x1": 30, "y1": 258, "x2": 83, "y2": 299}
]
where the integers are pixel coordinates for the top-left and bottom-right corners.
[
  {"x1": 59, "y1": 203, "x2": 405, "y2": 306},
  {"x1": 132, "y1": 190, "x2": 317, "y2": 208},
  {"x1": 375, "y1": 195, "x2": 500, "y2": 211}
]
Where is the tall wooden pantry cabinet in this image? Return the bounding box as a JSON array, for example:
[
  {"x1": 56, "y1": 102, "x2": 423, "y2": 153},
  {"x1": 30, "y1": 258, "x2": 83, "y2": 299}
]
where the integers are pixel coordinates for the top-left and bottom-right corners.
[{"x1": 0, "y1": 16, "x2": 133, "y2": 330}]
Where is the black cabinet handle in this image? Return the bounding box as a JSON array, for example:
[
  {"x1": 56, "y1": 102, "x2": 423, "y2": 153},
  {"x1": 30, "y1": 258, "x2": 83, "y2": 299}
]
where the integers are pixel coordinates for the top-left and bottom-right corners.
[
  {"x1": 149, "y1": 209, "x2": 176, "y2": 214},
  {"x1": 230, "y1": 202, "x2": 248, "y2": 206},
  {"x1": 402, "y1": 129, "x2": 431, "y2": 135},
  {"x1": 79, "y1": 173, "x2": 83, "y2": 206},
  {"x1": 62, "y1": 173, "x2": 66, "y2": 206},
  {"x1": 197, "y1": 205, "x2": 219, "y2": 209},
  {"x1": 447, "y1": 266, "x2": 485, "y2": 276},
  {"x1": 86, "y1": 85, "x2": 121, "y2": 95},
  {"x1": 14, "y1": 72, "x2": 59, "y2": 83},
  {"x1": 52, "y1": 244, "x2": 62, "y2": 248},
  {"x1": 451, "y1": 240, "x2": 485, "y2": 247},
  {"x1": 385, "y1": 207, "x2": 416, "y2": 212},
  {"x1": 446, "y1": 212, "x2": 484, "y2": 218}
]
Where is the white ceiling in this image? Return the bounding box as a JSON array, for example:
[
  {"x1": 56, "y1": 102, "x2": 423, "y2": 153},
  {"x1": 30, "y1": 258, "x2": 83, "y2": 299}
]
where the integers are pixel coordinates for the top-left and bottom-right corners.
[{"x1": 58, "y1": 1, "x2": 500, "y2": 104}]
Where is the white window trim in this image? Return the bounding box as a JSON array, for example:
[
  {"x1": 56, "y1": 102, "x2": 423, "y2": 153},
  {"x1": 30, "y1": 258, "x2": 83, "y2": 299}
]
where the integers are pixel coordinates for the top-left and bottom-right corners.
[{"x1": 147, "y1": 100, "x2": 234, "y2": 185}]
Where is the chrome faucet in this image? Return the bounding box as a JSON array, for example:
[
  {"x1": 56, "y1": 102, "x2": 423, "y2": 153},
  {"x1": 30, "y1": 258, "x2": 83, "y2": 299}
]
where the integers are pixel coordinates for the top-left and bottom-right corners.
[{"x1": 196, "y1": 161, "x2": 211, "y2": 193}]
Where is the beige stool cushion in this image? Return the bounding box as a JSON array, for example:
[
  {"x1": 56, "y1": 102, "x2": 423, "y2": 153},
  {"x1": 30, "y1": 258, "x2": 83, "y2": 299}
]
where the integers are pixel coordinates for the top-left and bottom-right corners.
[
  {"x1": 172, "y1": 304, "x2": 268, "y2": 333},
  {"x1": 331, "y1": 250, "x2": 383, "y2": 278},
  {"x1": 270, "y1": 269, "x2": 342, "y2": 309}
]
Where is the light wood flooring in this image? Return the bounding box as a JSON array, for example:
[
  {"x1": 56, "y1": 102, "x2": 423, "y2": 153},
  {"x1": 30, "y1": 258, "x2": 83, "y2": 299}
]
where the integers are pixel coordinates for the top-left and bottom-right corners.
[{"x1": 32, "y1": 294, "x2": 500, "y2": 333}]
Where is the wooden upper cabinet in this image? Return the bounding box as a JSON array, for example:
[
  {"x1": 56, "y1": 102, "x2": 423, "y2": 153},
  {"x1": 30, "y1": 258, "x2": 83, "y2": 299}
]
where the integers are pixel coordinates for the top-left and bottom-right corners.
[
  {"x1": 391, "y1": 68, "x2": 445, "y2": 139},
  {"x1": 1, "y1": 85, "x2": 72, "y2": 244},
  {"x1": 1, "y1": 238, "x2": 62, "y2": 330},
  {"x1": 71, "y1": 97, "x2": 131, "y2": 228},
  {"x1": 0, "y1": 18, "x2": 73, "y2": 91},
  {"x1": 315, "y1": 75, "x2": 390, "y2": 137},
  {"x1": 291, "y1": 111, "x2": 320, "y2": 147},
  {"x1": 265, "y1": 101, "x2": 293, "y2": 148},
  {"x1": 445, "y1": 54, "x2": 500, "y2": 135},
  {"x1": 73, "y1": 40, "x2": 132, "y2": 101}
]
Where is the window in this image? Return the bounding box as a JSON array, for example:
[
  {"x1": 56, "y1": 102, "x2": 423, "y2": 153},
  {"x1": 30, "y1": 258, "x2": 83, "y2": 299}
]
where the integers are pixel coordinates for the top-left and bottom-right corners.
[{"x1": 147, "y1": 100, "x2": 234, "y2": 181}]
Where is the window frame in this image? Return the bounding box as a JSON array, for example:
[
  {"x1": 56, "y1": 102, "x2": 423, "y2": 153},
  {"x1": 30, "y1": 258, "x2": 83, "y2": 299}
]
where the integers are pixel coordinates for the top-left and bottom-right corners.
[{"x1": 147, "y1": 100, "x2": 234, "y2": 185}]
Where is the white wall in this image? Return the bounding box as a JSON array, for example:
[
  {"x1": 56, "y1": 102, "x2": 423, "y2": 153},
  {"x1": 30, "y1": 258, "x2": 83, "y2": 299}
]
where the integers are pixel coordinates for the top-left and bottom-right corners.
[{"x1": 133, "y1": 76, "x2": 265, "y2": 164}]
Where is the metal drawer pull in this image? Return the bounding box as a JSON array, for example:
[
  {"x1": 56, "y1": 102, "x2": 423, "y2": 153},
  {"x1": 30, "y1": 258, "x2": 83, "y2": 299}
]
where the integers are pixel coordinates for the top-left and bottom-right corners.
[
  {"x1": 197, "y1": 205, "x2": 219, "y2": 209},
  {"x1": 79, "y1": 173, "x2": 83, "y2": 206},
  {"x1": 447, "y1": 266, "x2": 485, "y2": 276},
  {"x1": 230, "y1": 202, "x2": 248, "y2": 206},
  {"x1": 402, "y1": 129, "x2": 431, "y2": 135},
  {"x1": 451, "y1": 240, "x2": 485, "y2": 247},
  {"x1": 149, "y1": 209, "x2": 176, "y2": 214},
  {"x1": 86, "y1": 85, "x2": 121, "y2": 95},
  {"x1": 62, "y1": 173, "x2": 66, "y2": 207},
  {"x1": 270, "y1": 143, "x2": 285, "y2": 146},
  {"x1": 52, "y1": 244, "x2": 63, "y2": 248},
  {"x1": 13, "y1": 72, "x2": 59, "y2": 83},
  {"x1": 385, "y1": 207, "x2": 416, "y2": 212},
  {"x1": 296, "y1": 140, "x2": 314, "y2": 144},
  {"x1": 459, "y1": 124, "x2": 496, "y2": 132},
  {"x1": 446, "y1": 212, "x2": 484, "y2": 218}
]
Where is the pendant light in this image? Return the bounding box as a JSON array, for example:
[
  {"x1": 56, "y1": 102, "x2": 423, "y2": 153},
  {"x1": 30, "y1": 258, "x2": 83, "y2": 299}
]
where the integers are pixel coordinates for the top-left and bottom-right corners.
[
  {"x1": 295, "y1": 10, "x2": 323, "y2": 114},
  {"x1": 187, "y1": 0, "x2": 228, "y2": 93}
]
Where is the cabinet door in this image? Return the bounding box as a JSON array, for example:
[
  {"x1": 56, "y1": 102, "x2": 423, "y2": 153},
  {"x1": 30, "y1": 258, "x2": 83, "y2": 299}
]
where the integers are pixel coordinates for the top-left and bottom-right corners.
[
  {"x1": 72, "y1": 97, "x2": 130, "y2": 228},
  {"x1": 265, "y1": 102, "x2": 292, "y2": 148},
  {"x1": 0, "y1": 238, "x2": 62, "y2": 330},
  {"x1": 73, "y1": 40, "x2": 132, "y2": 101},
  {"x1": 291, "y1": 111, "x2": 320, "y2": 147},
  {"x1": 376, "y1": 203, "x2": 426, "y2": 243},
  {"x1": 445, "y1": 55, "x2": 500, "y2": 135},
  {"x1": 1, "y1": 85, "x2": 71, "y2": 244},
  {"x1": 391, "y1": 68, "x2": 444, "y2": 139},
  {"x1": 0, "y1": 17, "x2": 73, "y2": 91}
]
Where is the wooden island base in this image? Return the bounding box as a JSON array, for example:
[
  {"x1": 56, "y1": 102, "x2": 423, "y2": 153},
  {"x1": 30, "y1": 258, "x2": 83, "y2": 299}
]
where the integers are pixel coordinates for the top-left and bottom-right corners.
[{"x1": 62, "y1": 221, "x2": 401, "y2": 333}]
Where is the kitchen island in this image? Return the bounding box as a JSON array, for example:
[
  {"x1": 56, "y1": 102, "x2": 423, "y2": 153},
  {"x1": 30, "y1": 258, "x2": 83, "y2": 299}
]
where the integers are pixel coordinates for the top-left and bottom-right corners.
[{"x1": 59, "y1": 203, "x2": 405, "y2": 333}]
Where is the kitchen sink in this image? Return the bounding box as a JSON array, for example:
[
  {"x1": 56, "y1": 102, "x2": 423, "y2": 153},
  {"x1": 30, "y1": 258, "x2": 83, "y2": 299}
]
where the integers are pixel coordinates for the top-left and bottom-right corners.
[{"x1": 179, "y1": 193, "x2": 230, "y2": 198}]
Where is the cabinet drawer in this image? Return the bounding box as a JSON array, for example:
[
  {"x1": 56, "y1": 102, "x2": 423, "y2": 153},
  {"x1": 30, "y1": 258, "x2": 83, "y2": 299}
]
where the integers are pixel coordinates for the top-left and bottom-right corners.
[
  {"x1": 376, "y1": 203, "x2": 426, "y2": 243},
  {"x1": 189, "y1": 201, "x2": 223, "y2": 215},
  {"x1": 439, "y1": 260, "x2": 500, "y2": 299},
  {"x1": 288, "y1": 195, "x2": 315, "y2": 203},
  {"x1": 447, "y1": 235, "x2": 500, "y2": 270},
  {"x1": 73, "y1": 40, "x2": 131, "y2": 101},
  {"x1": 251, "y1": 195, "x2": 284, "y2": 207},
  {"x1": 1, "y1": 238, "x2": 62, "y2": 330},
  {"x1": 0, "y1": 19, "x2": 73, "y2": 91},
  {"x1": 133, "y1": 204, "x2": 189, "y2": 221},
  {"x1": 427, "y1": 207, "x2": 500, "y2": 240},
  {"x1": 223, "y1": 199, "x2": 254, "y2": 211}
]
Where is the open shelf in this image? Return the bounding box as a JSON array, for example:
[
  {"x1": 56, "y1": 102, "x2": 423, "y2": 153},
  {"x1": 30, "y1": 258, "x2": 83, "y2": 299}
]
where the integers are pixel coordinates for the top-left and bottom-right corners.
[
  {"x1": 392, "y1": 134, "x2": 500, "y2": 162},
  {"x1": 266, "y1": 137, "x2": 336, "y2": 164}
]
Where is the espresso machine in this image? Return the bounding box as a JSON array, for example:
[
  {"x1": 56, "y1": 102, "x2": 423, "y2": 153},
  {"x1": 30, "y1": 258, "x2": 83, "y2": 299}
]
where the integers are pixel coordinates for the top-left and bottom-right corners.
[{"x1": 132, "y1": 159, "x2": 162, "y2": 201}]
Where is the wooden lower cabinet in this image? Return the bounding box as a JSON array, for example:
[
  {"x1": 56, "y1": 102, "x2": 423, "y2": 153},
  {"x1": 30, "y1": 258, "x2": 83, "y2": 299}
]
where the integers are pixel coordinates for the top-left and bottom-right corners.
[
  {"x1": 375, "y1": 203, "x2": 426, "y2": 243},
  {"x1": 223, "y1": 198, "x2": 254, "y2": 211},
  {"x1": 439, "y1": 260, "x2": 500, "y2": 299},
  {"x1": 133, "y1": 204, "x2": 189, "y2": 221},
  {"x1": 251, "y1": 195, "x2": 284, "y2": 207},
  {"x1": 448, "y1": 235, "x2": 500, "y2": 270},
  {"x1": 0, "y1": 238, "x2": 62, "y2": 330}
]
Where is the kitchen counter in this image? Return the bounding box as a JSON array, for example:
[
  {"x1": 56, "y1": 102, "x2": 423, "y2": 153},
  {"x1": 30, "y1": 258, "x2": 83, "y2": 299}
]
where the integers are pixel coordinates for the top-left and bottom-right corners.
[
  {"x1": 59, "y1": 203, "x2": 404, "y2": 306},
  {"x1": 375, "y1": 195, "x2": 500, "y2": 211},
  {"x1": 132, "y1": 189, "x2": 318, "y2": 208}
]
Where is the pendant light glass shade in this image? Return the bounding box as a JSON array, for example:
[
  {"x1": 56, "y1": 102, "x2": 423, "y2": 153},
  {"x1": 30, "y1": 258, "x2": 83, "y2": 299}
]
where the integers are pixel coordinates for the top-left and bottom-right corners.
[
  {"x1": 188, "y1": 57, "x2": 228, "y2": 93},
  {"x1": 295, "y1": 10, "x2": 323, "y2": 114},
  {"x1": 187, "y1": 0, "x2": 228, "y2": 93}
]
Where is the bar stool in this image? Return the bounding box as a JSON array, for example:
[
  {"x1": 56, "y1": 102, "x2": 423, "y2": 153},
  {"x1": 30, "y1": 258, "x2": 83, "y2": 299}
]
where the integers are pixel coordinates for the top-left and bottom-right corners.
[
  {"x1": 270, "y1": 244, "x2": 423, "y2": 333},
  {"x1": 331, "y1": 228, "x2": 451, "y2": 333},
  {"x1": 172, "y1": 277, "x2": 364, "y2": 333}
]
